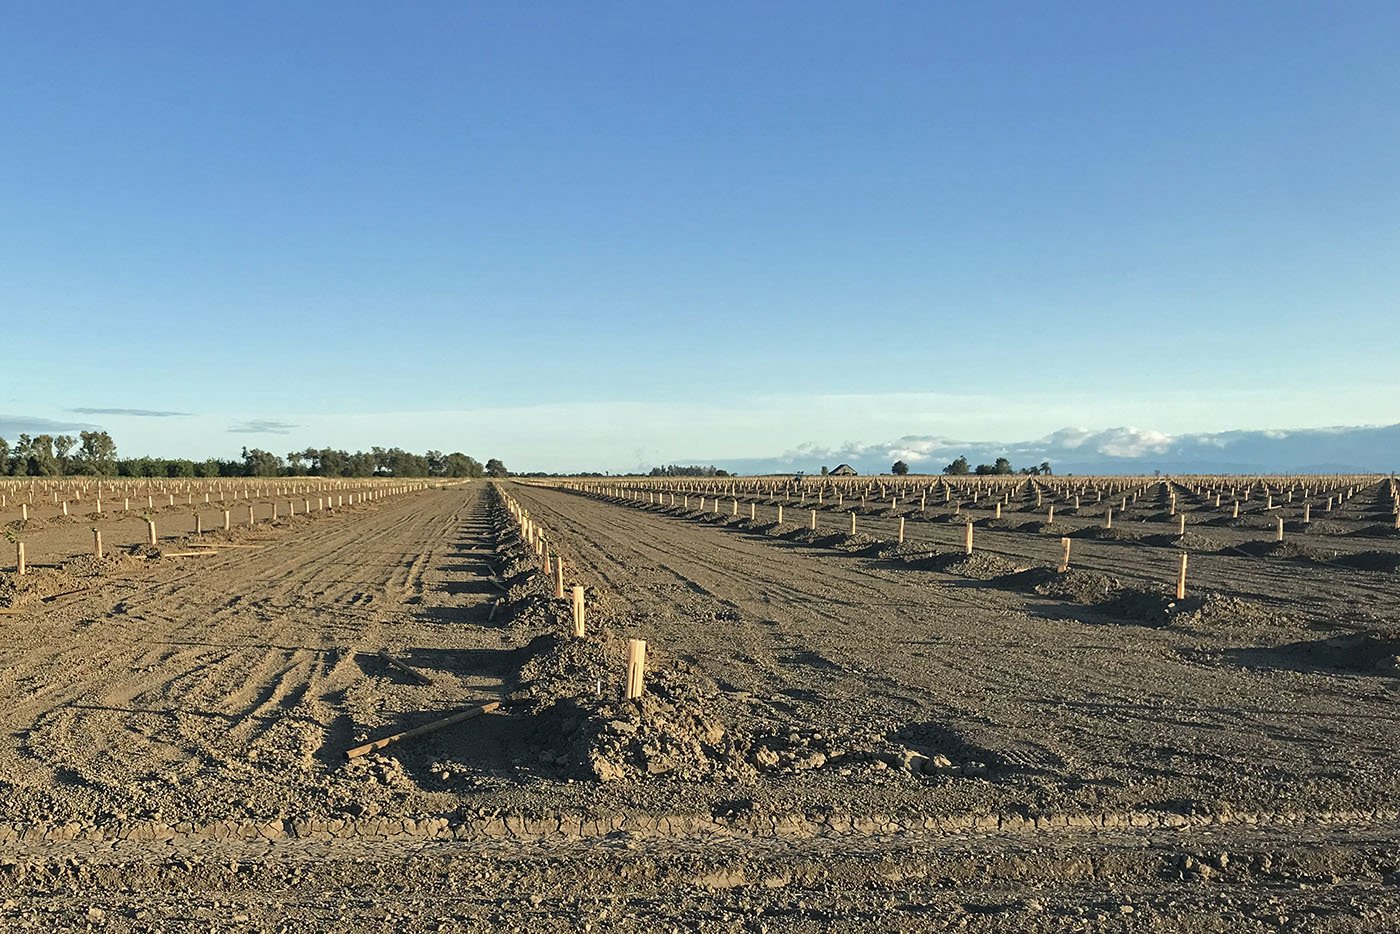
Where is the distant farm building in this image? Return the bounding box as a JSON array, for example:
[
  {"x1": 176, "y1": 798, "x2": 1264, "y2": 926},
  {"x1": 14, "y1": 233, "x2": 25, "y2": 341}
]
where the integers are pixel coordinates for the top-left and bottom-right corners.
[{"x1": 830, "y1": 464, "x2": 858, "y2": 476}]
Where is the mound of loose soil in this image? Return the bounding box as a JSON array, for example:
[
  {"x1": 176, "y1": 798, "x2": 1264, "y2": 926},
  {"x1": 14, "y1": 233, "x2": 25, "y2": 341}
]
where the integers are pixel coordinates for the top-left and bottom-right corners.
[
  {"x1": 1070, "y1": 526, "x2": 1141, "y2": 543},
  {"x1": 1231, "y1": 541, "x2": 1330, "y2": 562},
  {"x1": 1007, "y1": 520, "x2": 1055, "y2": 534},
  {"x1": 1173, "y1": 531, "x2": 1227, "y2": 552},
  {"x1": 60, "y1": 554, "x2": 126, "y2": 577},
  {"x1": 876, "y1": 542, "x2": 938, "y2": 562},
  {"x1": 1093, "y1": 588, "x2": 1185, "y2": 627},
  {"x1": 1028, "y1": 568, "x2": 1123, "y2": 604},
  {"x1": 1351, "y1": 524, "x2": 1400, "y2": 539},
  {"x1": 936, "y1": 552, "x2": 1021, "y2": 580},
  {"x1": 512, "y1": 629, "x2": 748, "y2": 782},
  {"x1": 1173, "y1": 594, "x2": 1289, "y2": 629},
  {"x1": 1331, "y1": 551, "x2": 1400, "y2": 573},
  {"x1": 1232, "y1": 632, "x2": 1400, "y2": 675},
  {"x1": 1295, "y1": 519, "x2": 1347, "y2": 535},
  {"x1": 1206, "y1": 516, "x2": 1258, "y2": 529},
  {"x1": 829, "y1": 531, "x2": 882, "y2": 551}
]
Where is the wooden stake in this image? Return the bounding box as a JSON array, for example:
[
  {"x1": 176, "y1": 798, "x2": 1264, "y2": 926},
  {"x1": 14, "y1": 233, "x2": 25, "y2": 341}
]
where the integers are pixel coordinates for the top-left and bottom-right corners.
[
  {"x1": 964, "y1": 520, "x2": 974, "y2": 555},
  {"x1": 626, "y1": 639, "x2": 647, "y2": 700},
  {"x1": 15, "y1": 541, "x2": 24, "y2": 576},
  {"x1": 1058, "y1": 536, "x2": 1071, "y2": 573},
  {"x1": 776, "y1": 505, "x2": 783, "y2": 525},
  {"x1": 898, "y1": 517, "x2": 906, "y2": 544},
  {"x1": 810, "y1": 509, "x2": 817, "y2": 530},
  {"x1": 1178, "y1": 514, "x2": 1186, "y2": 536},
  {"x1": 1275, "y1": 515, "x2": 1285, "y2": 542},
  {"x1": 146, "y1": 519, "x2": 157, "y2": 546},
  {"x1": 223, "y1": 509, "x2": 231, "y2": 531},
  {"x1": 571, "y1": 585, "x2": 586, "y2": 638},
  {"x1": 93, "y1": 529, "x2": 102, "y2": 559},
  {"x1": 1105, "y1": 507, "x2": 1112, "y2": 529},
  {"x1": 1176, "y1": 553, "x2": 1188, "y2": 600},
  {"x1": 849, "y1": 511, "x2": 857, "y2": 535},
  {"x1": 554, "y1": 557, "x2": 566, "y2": 599},
  {"x1": 376, "y1": 649, "x2": 434, "y2": 686},
  {"x1": 344, "y1": 701, "x2": 499, "y2": 759}
]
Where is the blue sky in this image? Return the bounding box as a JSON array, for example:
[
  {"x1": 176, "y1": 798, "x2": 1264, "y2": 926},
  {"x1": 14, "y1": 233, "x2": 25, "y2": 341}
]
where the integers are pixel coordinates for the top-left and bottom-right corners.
[{"x1": 2, "y1": 2, "x2": 1397, "y2": 471}]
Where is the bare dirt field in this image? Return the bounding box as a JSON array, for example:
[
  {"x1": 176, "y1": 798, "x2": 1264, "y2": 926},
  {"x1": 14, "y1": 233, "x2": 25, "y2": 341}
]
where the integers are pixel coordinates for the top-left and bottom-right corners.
[{"x1": 1, "y1": 477, "x2": 1398, "y2": 931}]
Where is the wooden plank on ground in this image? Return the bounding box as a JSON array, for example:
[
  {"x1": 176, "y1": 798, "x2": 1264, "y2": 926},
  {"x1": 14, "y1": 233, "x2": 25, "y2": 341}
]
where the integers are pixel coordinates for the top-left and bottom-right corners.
[
  {"x1": 375, "y1": 649, "x2": 434, "y2": 686},
  {"x1": 344, "y1": 701, "x2": 500, "y2": 760}
]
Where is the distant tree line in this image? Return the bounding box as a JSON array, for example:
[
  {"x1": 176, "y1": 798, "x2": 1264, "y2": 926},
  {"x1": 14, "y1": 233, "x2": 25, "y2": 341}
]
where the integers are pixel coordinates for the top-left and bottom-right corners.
[
  {"x1": 0, "y1": 432, "x2": 509, "y2": 479},
  {"x1": 647, "y1": 464, "x2": 731, "y2": 477},
  {"x1": 941, "y1": 456, "x2": 1052, "y2": 476}
]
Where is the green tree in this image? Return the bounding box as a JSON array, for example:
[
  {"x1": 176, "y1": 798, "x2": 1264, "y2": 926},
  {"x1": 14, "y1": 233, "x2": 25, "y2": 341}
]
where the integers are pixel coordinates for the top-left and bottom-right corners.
[
  {"x1": 54, "y1": 435, "x2": 76, "y2": 474},
  {"x1": 974, "y1": 457, "x2": 1014, "y2": 476},
  {"x1": 820, "y1": 465, "x2": 829, "y2": 476},
  {"x1": 77, "y1": 430, "x2": 118, "y2": 475},
  {"x1": 485, "y1": 458, "x2": 509, "y2": 478},
  {"x1": 443, "y1": 453, "x2": 484, "y2": 478},
  {"x1": 371, "y1": 446, "x2": 390, "y2": 474},
  {"x1": 347, "y1": 452, "x2": 376, "y2": 477},
  {"x1": 118, "y1": 456, "x2": 161, "y2": 477},
  {"x1": 24, "y1": 435, "x2": 59, "y2": 476},
  {"x1": 384, "y1": 448, "x2": 430, "y2": 477},
  {"x1": 241, "y1": 447, "x2": 284, "y2": 477},
  {"x1": 943, "y1": 456, "x2": 970, "y2": 476},
  {"x1": 891, "y1": 460, "x2": 909, "y2": 476}
]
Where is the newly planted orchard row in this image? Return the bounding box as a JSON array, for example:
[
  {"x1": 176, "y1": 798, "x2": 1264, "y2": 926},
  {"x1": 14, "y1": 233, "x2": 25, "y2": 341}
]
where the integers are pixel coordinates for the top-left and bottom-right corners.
[
  {"x1": 495, "y1": 487, "x2": 646, "y2": 696},
  {"x1": 527, "y1": 474, "x2": 1400, "y2": 626},
  {"x1": 1, "y1": 478, "x2": 436, "y2": 604}
]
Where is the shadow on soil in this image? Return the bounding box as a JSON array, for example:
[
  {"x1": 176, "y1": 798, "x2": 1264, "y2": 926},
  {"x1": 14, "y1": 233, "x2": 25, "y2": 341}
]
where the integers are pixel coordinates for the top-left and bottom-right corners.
[{"x1": 1225, "y1": 632, "x2": 1400, "y2": 677}]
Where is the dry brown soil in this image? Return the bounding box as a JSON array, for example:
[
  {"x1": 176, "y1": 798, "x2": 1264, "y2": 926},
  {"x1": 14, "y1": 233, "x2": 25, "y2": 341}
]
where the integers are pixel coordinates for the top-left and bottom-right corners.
[{"x1": 1, "y1": 481, "x2": 1397, "y2": 931}]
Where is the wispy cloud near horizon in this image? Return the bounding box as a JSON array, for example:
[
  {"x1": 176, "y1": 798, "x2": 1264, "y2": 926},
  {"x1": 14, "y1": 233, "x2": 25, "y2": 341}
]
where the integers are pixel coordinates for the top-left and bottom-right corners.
[
  {"x1": 0, "y1": 414, "x2": 98, "y2": 436},
  {"x1": 71, "y1": 407, "x2": 192, "y2": 417},
  {"x1": 228, "y1": 419, "x2": 301, "y2": 435}
]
